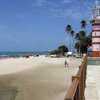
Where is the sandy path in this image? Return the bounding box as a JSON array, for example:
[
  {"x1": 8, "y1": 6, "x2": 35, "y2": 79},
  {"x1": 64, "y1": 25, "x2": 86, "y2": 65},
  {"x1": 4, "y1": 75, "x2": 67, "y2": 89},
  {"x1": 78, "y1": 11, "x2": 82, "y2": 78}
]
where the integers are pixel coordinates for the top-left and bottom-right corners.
[{"x1": 0, "y1": 56, "x2": 81, "y2": 100}]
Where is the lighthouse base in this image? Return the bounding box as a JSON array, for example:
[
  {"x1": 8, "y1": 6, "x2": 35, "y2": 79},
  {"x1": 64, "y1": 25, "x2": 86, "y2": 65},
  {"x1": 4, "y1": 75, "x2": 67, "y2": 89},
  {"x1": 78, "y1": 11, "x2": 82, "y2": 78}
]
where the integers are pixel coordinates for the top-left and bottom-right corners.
[
  {"x1": 92, "y1": 51, "x2": 100, "y2": 57},
  {"x1": 88, "y1": 57, "x2": 100, "y2": 65}
]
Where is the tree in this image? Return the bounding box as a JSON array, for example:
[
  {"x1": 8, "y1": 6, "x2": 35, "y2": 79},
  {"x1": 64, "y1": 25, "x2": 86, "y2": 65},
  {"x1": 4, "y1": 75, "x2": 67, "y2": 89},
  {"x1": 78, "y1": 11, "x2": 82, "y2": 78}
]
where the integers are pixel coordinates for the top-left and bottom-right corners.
[
  {"x1": 85, "y1": 35, "x2": 92, "y2": 46},
  {"x1": 81, "y1": 20, "x2": 87, "y2": 29},
  {"x1": 70, "y1": 30, "x2": 75, "y2": 36},
  {"x1": 65, "y1": 20, "x2": 92, "y2": 55},
  {"x1": 75, "y1": 34, "x2": 92, "y2": 54},
  {"x1": 75, "y1": 41, "x2": 81, "y2": 53},
  {"x1": 58, "y1": 45, "x2": 68, "y2": 53},
  {"x1": 65, "y1": 25, "x2": 75, "y2": 52},
  {"x1": 75, "y1": 31, "x2": 86, "y2": 40},
  {"x1": 70, "y1": 30, "x2": 75, "y2": 53},
  {"x1": 65, "y1": 24, "x2": 72, "y2": 33},
  {"x1": 75, "y1": 20, "x2": 92, "y2": 54},
  {"x1": 50, "y1": 49, "x2": 60, "y2": 55},
  {"x1": 50, "y1": 45, "x2": 68, "y2": 55}
]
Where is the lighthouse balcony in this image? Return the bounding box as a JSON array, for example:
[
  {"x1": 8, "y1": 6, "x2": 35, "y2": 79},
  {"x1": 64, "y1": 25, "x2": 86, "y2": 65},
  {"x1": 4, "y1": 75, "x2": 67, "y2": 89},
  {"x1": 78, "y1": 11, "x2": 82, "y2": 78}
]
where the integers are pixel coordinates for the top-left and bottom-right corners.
[
  {"x1": 90, "y1": 16, "x2": 100, "y2": 21},
  {"x1": 95, "y1": 15, "x2": 100, "y2": 19}
]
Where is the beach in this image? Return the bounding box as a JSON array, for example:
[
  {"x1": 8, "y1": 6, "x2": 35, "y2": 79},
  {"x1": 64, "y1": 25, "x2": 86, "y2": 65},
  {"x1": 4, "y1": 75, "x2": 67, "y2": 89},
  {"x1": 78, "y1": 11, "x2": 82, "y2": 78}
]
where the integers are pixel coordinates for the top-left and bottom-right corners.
[{"x1": 0, "y1": 56, "x2": 82, "y2": 100}]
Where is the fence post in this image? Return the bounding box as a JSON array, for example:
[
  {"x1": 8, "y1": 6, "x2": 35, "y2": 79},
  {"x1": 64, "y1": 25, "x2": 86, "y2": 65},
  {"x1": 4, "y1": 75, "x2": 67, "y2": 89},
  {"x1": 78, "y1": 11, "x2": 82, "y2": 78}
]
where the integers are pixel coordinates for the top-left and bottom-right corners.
[
  {"x1": 64, "y1": 56, "x2": 87, "y2": 100},
  {"x1": 72, "y1": 76, "x2": 79, "y2": 100}
]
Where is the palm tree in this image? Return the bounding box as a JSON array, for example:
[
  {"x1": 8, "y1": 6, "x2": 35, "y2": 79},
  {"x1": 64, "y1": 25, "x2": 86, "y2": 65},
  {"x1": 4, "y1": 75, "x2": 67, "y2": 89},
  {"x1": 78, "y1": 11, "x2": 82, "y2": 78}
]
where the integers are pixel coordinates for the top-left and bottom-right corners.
[
  {"x1": 75, "y1": 31, "x2": 92, "y2": 54},
  {"x1": 70, "y1": 30, "x2": 74, "y2": 36},
  {"x1": 70, "y1": 30, "x2": 75, "y2": 53},
  {"x1": 65, "y1": 20, "x2": 92, "y2": 55},
  {"x1": 75, "y1": 31, "x2": 86, "y2": 40},
  {"x1": 65, "y1": 25, "x2": 74, "y2": 52},
  {"x1": 75, "y1": 31, "x2": 86, "y2": 55},
  {"x1": 75, "y1": 41, "x2": 81, "y2": 53},
  {"x1": 81, "y1": 20, "x2": 87, "y2": 29},
  {"x1": 65, "y1": 24, "x2": 72, "y2": 33}
]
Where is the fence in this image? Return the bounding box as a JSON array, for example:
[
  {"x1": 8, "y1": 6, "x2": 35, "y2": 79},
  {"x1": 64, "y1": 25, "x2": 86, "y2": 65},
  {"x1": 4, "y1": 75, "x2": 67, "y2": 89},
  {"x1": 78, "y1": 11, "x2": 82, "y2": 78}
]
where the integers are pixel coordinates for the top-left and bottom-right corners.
[{"x1": 64, "y1": 56, "x2": 87, "y2": 100}]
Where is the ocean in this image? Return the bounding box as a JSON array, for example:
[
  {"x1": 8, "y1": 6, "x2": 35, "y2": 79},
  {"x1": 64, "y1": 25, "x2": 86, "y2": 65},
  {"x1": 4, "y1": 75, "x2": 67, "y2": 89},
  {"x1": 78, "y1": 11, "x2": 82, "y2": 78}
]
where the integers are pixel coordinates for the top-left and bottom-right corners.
[{"x1": 0, "y1": 51, "x2": 49, "y2": 58}]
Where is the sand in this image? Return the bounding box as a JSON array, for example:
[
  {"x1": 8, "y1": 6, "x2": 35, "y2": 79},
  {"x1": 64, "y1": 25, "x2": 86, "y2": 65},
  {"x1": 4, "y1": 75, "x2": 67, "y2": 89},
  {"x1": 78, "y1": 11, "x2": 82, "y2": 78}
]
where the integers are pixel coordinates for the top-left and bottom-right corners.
[{"x1": 0, "y1": 56, "x2": 82, "y2": 100}]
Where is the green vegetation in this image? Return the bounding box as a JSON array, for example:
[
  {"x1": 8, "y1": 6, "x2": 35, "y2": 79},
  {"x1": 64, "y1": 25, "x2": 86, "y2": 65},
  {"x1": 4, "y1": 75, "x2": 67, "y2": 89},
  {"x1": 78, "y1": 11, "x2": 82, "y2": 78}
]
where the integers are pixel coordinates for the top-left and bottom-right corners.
[
  {"x1": 75, "y1": 31, "x2": 92, "y2": 53},
  {"x1": 65, "y1": 25, "x2": 75, "y2": 52},
  {"x1": 50, "y1": 20, "x2": 92, "y2": 56},
  {"x1": 65, "y1": 20, "x2": 92, "y2": 54},
  {"x1": 50, "y1": 45, "x2": 68, "y2": 55}
]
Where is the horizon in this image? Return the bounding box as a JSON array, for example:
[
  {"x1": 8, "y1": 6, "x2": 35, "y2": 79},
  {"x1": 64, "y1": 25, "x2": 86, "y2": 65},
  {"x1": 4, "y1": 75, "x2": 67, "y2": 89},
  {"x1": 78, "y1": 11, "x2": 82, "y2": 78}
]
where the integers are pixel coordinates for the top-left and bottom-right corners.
[
  {"x1": 0, "y1": 50, "x2": 49, "y2": 52},
  {"x1": 0, "y1": 0, "x2": 96, "y2": 51}
]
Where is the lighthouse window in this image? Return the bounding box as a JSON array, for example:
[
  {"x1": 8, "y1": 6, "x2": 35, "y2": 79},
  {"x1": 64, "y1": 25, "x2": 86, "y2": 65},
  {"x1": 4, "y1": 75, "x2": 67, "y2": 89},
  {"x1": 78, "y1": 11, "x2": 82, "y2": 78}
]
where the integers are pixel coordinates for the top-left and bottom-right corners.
[
  {"x1": 95, "y1": 10, "x2": 99, "y2": 15},
  {"x1": 95, "y1": 9, "x2": 100, "y2": 15},
  {"x1": 95, "y1": 33, "x2": 96, "y2": 36}
]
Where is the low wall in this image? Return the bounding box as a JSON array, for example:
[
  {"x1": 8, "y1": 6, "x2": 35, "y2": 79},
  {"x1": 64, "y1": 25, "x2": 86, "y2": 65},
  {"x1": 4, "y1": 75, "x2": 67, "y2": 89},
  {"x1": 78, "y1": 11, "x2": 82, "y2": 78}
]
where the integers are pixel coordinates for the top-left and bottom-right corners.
[{"x1": 88, "y1": 57, "x2": 100, "y2": 65}]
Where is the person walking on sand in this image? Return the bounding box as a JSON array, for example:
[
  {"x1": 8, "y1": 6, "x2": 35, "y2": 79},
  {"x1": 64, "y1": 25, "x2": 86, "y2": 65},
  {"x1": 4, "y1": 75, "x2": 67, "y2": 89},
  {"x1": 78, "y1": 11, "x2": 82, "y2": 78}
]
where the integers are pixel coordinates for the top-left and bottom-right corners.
[{"x1": 64, "y1": 60, "x2": 68, "y2": 67}]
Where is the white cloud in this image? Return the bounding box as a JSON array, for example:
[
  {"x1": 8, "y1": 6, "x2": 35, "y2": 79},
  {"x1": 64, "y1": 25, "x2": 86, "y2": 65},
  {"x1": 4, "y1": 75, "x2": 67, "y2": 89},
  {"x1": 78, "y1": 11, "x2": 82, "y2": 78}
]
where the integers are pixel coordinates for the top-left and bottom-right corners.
[
  {"x1": 62, "y1": 10, "x2": 84, "y2": 19},
  {"x1": 48, "y1": 6, "x2": 85, "y2": 19},
  {"x1": 31, "y1": 0, "x2": 94, "y2": 20},
  {"x1": 61, "y1": 0, "x2": 72, "y2": 4},
  {"x1": 48, "y1": 8, "x2": 61, "y2": 18},
  {"x1": 54, "y1": 4, "x2": 59, "y2": 7},
  {"x1": 33, "y1": 0, "x2": 46, "y2": 7},
  {"x1": 60, "y1": 1, "x2": 93, "y2": 19}
]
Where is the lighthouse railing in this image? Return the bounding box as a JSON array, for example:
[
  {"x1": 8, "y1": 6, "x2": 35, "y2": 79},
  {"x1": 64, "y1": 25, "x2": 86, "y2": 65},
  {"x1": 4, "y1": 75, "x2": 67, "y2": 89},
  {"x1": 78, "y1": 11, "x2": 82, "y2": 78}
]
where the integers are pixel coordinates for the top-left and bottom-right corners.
[{"x1": 64, "y1": 56, "x2": 87, "y2": 100}]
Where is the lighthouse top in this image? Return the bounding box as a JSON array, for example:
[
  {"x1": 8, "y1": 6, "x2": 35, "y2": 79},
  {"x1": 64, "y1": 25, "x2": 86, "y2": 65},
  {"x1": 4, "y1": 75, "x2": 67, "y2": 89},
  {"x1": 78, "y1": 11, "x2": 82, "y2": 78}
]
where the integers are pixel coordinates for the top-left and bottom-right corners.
[
  {"x1": 95, "y1": 1, "x2": 99, "y2": 7},
  {"x1": 92, "y1": 1, "x2": 100, "y2": 20}
]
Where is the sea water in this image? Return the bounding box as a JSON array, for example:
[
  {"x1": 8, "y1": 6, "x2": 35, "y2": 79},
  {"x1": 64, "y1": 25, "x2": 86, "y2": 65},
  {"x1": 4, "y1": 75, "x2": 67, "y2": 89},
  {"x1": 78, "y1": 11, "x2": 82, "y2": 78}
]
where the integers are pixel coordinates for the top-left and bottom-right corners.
[{"x1": 0, "y1": 51, "x2": 49, "y2": 58}]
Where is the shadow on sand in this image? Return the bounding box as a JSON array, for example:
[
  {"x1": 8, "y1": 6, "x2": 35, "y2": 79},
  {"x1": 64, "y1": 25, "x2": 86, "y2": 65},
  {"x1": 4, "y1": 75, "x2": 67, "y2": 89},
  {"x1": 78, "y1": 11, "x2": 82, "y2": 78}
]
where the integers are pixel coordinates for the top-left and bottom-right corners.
[{"x1": 0, "y1": 80, "x2": 18, "y2": 100}]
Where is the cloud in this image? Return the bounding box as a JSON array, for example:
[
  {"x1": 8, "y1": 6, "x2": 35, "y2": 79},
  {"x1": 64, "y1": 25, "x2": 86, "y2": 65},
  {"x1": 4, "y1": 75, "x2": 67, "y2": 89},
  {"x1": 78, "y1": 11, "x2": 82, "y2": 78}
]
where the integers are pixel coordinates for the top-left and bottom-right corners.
[
  {"x1": 48, "y1": 8, "x2": 61, "y2": 17},
  {"x1": 33, "y1": 0, "x2": 46, "y2": 7},
  {"x1": 62, "y1": 8, "x2": 82, "y2": 19},
  {"x1": 54, "y1": 4, "x2": 59, "y2": 7},
  {"x1": 61, "y1": 0, "x2": 72, "y2": 4},
  {"x1": 61, "y1": 1, "x2": 93, "y2": 19},
  {"x1": 31, "y1": 0, "x2": 94, "y2": 20},
  {"x1": 48, "y1": 7, "x2": 84, "y2": 19}
]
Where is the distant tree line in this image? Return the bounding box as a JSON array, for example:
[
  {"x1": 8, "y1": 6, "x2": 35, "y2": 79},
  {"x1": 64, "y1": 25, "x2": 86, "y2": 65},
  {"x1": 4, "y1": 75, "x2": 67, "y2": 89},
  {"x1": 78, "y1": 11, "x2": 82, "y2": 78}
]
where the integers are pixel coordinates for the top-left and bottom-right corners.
[{"x1": 50, "y1": 45, "x2": 68, "y2": 55}]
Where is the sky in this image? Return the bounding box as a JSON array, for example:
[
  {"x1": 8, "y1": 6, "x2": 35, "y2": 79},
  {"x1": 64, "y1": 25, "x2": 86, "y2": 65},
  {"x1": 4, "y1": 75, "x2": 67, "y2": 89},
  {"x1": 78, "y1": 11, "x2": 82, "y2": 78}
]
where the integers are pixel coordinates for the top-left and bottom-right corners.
[{"x1": 0, "y1": 0, "x2": 98, "y2": 51}]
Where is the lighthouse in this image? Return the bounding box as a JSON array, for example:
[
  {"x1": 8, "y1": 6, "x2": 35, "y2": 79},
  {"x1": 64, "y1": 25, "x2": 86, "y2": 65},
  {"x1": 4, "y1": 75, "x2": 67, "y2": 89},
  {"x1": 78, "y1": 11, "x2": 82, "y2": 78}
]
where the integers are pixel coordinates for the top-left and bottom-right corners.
[{"x1": 90, "y1": 1, "x2": 100, "y2": 57}]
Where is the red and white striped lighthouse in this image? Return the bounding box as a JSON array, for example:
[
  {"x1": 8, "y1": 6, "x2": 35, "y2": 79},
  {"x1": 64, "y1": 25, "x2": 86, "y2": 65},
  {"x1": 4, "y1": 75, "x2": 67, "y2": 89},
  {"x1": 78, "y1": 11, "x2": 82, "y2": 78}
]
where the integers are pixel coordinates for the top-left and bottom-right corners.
[{"x1": 90, "y1": 1, "x2": 100, "y2": 57}]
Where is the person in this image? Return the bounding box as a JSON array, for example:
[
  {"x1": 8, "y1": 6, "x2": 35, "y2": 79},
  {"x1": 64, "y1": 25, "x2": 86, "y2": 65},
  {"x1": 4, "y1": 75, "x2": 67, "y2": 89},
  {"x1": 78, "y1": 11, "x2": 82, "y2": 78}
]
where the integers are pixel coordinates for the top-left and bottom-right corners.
[{"x1": 64, "y1": 60, "x2": 68, "y2": 67}]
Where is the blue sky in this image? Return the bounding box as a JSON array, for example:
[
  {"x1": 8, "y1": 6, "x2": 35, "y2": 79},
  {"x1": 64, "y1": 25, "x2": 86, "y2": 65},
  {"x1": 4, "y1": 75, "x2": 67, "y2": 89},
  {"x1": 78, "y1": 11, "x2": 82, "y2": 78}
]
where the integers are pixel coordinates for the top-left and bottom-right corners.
[{"x1": 0, "y1": 0, "x2": 97, "y2": 51}]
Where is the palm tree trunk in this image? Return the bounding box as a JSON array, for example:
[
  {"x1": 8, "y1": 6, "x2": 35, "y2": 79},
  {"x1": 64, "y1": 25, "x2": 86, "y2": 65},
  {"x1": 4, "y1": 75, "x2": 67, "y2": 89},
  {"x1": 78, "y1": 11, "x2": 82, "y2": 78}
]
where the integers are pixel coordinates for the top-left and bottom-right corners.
[
  {"x1": 72, "y1": 36, "x2": 74, "y2": 53},
  {"x1": 69, "y1": 35, "x2": 71, "y2": 52}
]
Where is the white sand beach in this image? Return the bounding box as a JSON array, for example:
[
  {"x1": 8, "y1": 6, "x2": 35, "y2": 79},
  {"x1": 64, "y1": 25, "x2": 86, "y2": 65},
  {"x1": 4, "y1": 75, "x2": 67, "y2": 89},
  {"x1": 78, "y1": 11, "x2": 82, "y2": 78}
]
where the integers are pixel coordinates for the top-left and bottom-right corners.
[{"x1": 0, "y1": 56, "x2": 82, "y2": 100}]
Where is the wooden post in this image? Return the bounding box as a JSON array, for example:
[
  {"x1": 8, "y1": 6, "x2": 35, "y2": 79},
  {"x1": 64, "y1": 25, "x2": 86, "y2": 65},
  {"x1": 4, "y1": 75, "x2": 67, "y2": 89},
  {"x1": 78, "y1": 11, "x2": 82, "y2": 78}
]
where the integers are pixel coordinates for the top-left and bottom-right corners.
[
  {"x1": 72, "y1": 76, "x2": 79, "y2": 100},
  {"x1": 64, "y1": 56, "x2": 87, "y2": 100}
]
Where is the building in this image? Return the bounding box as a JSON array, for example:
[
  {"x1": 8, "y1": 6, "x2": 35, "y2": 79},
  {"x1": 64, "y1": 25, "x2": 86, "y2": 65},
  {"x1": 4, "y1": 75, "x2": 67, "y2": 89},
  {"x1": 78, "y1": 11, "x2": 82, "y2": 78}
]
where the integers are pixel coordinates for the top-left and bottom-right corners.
[{"x1": 90, "y1": 1, "x2": 100, "y2": 57}]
